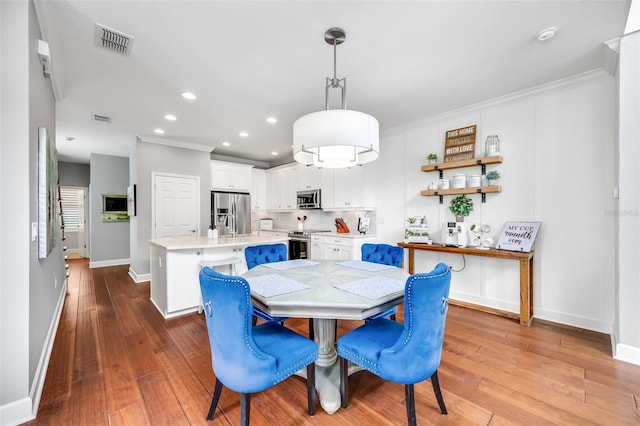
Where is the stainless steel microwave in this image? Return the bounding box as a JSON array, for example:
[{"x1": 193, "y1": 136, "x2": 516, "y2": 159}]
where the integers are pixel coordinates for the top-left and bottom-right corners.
[{"x1": 297, "y1": 189, "x2": 321, "y2": 209}]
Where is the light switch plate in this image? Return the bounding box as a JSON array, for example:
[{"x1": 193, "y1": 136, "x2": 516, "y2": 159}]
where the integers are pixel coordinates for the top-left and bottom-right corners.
[{"x1": 31, "y1": 222, "x2": 38, "y2": 241}]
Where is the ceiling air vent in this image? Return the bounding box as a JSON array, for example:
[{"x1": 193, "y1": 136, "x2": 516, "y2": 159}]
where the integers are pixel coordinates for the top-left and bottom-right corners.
[
  {"x1": 94, "y1": 23, "x2": 134, "y2": 55},
  {"x1": 93, "y1": 114, "x2": 112, "y2": 123}
]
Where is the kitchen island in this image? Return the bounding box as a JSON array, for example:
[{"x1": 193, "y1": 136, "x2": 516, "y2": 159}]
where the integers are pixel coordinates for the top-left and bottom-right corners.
[{"x1": 149, "y1": 235, "x2": 289, "y2": 318}]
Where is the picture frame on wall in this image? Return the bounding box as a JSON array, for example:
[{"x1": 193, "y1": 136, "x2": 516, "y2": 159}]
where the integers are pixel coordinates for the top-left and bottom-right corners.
[
  {"x1": 38, "y1": 127, "x2": 58, "y2": 259},
  {"x1": 127, "y1": 184, "x2": 136, "y2": 216}
]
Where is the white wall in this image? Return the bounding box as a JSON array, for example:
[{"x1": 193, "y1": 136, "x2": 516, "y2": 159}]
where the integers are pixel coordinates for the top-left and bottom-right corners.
[
  {"x1": 375, "y1": 70, "x2": 617, "y2": 334},
  {"x1": 616, "y1": 30, "x2": 640, "y2": 364}
]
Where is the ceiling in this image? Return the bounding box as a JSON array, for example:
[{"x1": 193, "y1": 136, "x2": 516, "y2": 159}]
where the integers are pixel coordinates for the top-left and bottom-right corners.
[{"x1": 34, "y1": 1, "x2": 630, "y2": 167}]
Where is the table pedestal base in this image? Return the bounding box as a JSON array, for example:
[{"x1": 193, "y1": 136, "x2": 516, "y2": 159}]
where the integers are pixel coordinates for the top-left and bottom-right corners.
[{"x1": 294, "y1": 318, "x2": 343, "y2": 414}]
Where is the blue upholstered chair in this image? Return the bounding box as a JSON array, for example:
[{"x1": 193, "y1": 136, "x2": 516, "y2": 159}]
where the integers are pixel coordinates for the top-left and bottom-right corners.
[
  {"x1": 362, "y1": 243, "x2": 405, "y2": 321},
  {"x1": 244, "y1": 243, "x2": 288, "y2": 324},
  {"x1": 337, "y1": 263, "x2": 452, "y2": 425},
  {"x1": 199, "y1": 267, "x2": 318, "y2": 425},
  {"x1": 361, "y1": 243, "x2": 404, "y2": 267},
  {"x1": 245, "y1": 243, "x2": 288, "y2": 270}
]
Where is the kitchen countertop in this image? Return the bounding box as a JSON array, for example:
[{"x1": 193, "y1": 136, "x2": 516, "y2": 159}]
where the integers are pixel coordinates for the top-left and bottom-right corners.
[
  {"x1": 149, "y1": 234, "x2": 289, "y2": 250},
  {"x1": 313, "y1": 231, "x2": 375, "y2": 239}
]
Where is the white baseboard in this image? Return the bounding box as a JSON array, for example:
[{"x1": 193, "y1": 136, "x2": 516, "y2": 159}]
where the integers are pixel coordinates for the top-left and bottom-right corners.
[
  {"x1": 0, "y1": 397, "x2": 34, "y2": 426},
  {"x1": 0, "y1": 279, "x2": 68, "y2": 426},
  {"x1": 128, "y1": 266, "x2": 150, "y2": 283},
  {"x1": 89, "y1": 258, "x2": 130, "y2": 269},
  {"x1": 534, "y1": 307, "x2": 613, "y2": 334},
  {"x1": 615, "y1": 343, "x2": 640, "y2": 366}
]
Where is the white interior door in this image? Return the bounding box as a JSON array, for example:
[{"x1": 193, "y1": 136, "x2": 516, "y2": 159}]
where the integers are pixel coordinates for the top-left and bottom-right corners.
[{"x1": 153, "y1": 173, "x2": 200, "y2": 239}]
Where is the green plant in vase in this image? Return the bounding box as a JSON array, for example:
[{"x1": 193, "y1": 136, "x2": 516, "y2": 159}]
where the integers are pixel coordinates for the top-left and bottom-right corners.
[
  {"x1": 427, "y1": 153, "x2": 438, "y2": 164},
  {"x1": 486, "y1": 170, "x2": 500, "y2": 185},
  {"x1": 449, "y1": 194, "x2": 474, "y2": 222}
]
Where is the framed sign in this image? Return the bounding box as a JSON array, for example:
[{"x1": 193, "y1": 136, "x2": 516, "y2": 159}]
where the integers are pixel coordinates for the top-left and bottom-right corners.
[
  {"x1": 495, "y1": 221, "x2": 541, "y2": 252},
  {"x1": 444, "y1": 125, "x2": 476, "y2": 163}
]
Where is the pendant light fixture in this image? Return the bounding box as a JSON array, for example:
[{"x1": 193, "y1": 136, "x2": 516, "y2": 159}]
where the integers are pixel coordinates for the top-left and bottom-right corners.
[{"x1": 293, "y1": 28, "x2": 379, "y2": 168}]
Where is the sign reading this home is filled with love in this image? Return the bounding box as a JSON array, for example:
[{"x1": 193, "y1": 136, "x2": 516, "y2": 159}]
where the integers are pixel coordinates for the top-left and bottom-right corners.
[{"x1": 443, "y1": 125, "x2": 476, "y2": 163}]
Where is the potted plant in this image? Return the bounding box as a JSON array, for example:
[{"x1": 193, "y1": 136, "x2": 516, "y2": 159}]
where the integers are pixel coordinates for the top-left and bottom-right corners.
[
  {"x1": 449, "y1": 194, "x2": 474, "y2": 222},
  {"x1": 427, "y1": 153, "x2": 438, "y2": 164},
  {"x1": 486, "y1": 170, "x2": 500, "y2": 185}
]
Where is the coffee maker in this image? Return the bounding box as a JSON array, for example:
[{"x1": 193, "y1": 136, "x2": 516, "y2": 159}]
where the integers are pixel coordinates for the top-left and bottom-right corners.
[{"x1": 442, "y1": 221, "x2": 468, "y2": 248}]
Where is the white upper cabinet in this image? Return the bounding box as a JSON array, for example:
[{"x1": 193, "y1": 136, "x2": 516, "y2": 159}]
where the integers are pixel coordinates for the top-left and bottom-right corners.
[
  {"x1": 296, "y1": 164, "x2": 323, "y2": 191},
  {"x1": 322, "y1": 166, "x2": 375, "y2": 210},
  {"x1": 251, "y1": 169, "x2": 267, "y2": 211},
  {"x1": 268, "y1": 164, "x2": 298, "y2": 210},
  {"x1": 210, "y1": 161, "x2": 253, "y2": 191}
]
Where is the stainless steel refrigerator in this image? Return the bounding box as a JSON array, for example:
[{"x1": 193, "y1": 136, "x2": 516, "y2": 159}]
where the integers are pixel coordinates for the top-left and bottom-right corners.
[{"x1": 211, "y1": 191, "x2": 251, "y2": 236}]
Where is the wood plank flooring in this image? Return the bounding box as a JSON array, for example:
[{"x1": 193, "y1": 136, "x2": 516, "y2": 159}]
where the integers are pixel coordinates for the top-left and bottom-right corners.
[{"x1": 26, "y1": 259, "x2": 640, "y2": 425}]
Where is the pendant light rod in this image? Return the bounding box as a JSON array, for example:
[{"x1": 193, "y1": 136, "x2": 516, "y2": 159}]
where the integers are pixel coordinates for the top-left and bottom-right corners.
[{"x1": 324, "y1": 28, "x2": 347, "y2": 110}]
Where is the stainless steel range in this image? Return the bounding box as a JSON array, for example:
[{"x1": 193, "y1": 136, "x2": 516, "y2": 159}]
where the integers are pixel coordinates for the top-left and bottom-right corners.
[{"x1": 287, "y1": 230, "x2": 330, "y2": 260}]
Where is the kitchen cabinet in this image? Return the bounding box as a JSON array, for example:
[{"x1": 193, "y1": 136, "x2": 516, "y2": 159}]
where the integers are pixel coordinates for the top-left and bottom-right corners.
[
  {"x1": 251, "y1": 169, "x2": 267, "y2": 211},
  {"x1": 268, "y1": 164, "x2": 297, "y2": 210},
  {"x1": 210, "y1": 160, "x2": 253, "y2": 191},
  {"x1": 310, "y1": 234, "x2": 375, "y2": 260},
  {"x1": 296, "y1": 164, "x2": 323, "y2": 190},
  {"x1": 322, "y1": 166, "x2": 375, "y2": 210},
  {"x1": 149, "y1": 235, "x2": 289, "y2": 318},
  {"x1": 420, "y1": 155, "x2": 502, "y2": 203}
]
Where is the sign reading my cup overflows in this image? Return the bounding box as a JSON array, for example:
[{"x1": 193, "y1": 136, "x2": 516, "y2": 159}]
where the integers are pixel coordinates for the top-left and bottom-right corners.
[
  {"x1": 443, "y1": 125, "x2": 476, "y2": 163},
  {"x1": 495, "y1": 221, "x2": 542, "y2": 252}
]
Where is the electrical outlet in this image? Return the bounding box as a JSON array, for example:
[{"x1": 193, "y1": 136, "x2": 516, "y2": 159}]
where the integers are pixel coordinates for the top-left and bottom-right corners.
[
  {"x1": 31, "y1": 222, "x2": 38, "y2": 241},
  {"x1": 54, "y1": 277, "x2": 57, "y2": 288}
]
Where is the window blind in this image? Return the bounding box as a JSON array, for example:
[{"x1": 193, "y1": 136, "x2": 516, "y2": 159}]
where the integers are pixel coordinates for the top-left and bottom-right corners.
[{"x1": 59, "y1": 187, "x2": 84, "y2": 230}]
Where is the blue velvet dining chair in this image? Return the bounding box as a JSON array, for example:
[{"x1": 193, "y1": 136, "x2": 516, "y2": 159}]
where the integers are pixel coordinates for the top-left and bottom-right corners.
[
  {"x1": 244, "y1": 243, "x2": 289, "y2": 325},
  {"x1": 337, "y1": 262, "x2": 452, "y2": 426},
  {"x1": 199, "y1": 267, "x2": 318, "y2": 425},
  {"x1": 361, "y1": 243, "x2": 405, "y2": 321}
]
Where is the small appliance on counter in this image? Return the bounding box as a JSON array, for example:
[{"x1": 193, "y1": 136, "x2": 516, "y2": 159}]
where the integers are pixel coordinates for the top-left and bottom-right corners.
[
  {"x1": 442, "y1": 221, "x2": 468, "y2": 248},
  {"x1": 259, "y1": 218, "x2": 274, "y2": 231}
]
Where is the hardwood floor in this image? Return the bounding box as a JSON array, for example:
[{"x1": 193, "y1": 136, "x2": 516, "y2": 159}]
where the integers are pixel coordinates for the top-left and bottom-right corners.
[{"x1": 26, "y1": 259, "x2": 640, "y2": 425}]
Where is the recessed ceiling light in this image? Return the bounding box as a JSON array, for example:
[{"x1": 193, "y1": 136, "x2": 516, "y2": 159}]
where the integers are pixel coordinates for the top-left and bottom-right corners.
[
  {"x1": 266, "y1": 117, "x2": 278, "y2": 124},
  {"x1": 239, "y1": 131, "x2": 249, "y2": 137},
  {"x1": 271, "y1": 151, "x2": 278, "y2": 156},
  {"x1": 164, "y1": 114, "x2": 177, "y2": 121},
  {"x1": 181, "y1": 91, "x2": 197, "y2": 100},
  {"x1": 154, "y1": 128, "x2": 165, "y2": 134},
  {"x1": 536, "y1": 26, "x2": 557, "y2": 42},
  {"x1": 222, "y1": 141, "x2": 230, "y2": 147}
]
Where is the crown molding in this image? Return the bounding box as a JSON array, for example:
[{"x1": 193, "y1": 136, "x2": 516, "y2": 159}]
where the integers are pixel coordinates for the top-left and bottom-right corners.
[{"x1": 137, "y1": 134, "x2": 213, "y2": 153}]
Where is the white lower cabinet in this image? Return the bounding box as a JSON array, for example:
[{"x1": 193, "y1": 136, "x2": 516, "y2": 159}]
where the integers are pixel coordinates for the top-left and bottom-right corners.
[
  {"x1": 150, "y1": 245, "x2": 246, "y2": 318},
  {"x1": 310, "y1": 234, "x2": 375, "y2": 260}
]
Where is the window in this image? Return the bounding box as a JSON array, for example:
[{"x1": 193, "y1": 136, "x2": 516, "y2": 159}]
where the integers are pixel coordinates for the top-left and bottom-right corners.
[{"x1": 59, "y1": 187, "x2": 84, "y2": 230}]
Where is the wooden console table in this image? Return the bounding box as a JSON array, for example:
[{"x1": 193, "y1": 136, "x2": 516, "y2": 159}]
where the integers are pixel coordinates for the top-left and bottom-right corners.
[{"x1": 397, "y1": 242, "x2": 534, "y2": 326}]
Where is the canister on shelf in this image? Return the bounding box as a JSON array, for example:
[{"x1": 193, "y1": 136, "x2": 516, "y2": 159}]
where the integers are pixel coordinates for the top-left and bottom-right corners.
[
  {"x1": 452, "y1": 174, "x2": 466, "y2": 189},
  {"x1": 468, "y1": 175, "x2": 482, "y2": 187},
  {"x1": 439, "y1": 179, "x2": 450, "y2": 190}
]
